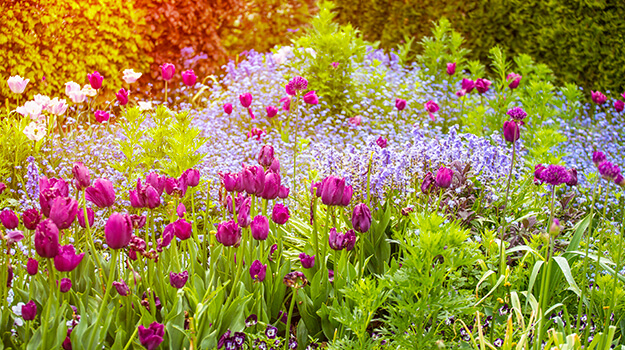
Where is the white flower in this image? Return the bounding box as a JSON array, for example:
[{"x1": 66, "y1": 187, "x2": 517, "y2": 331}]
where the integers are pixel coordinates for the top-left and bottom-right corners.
[
  {"x1": 138, "y1": 101, "x2": 153, "y2": 111},
  {"x1": 8, "y1": 75, "x2": 29, "y2": 94},
  {"x1": 33, "y1": 94, "x2": 51, "y2": 109},
  {"x1": 65, "y1": 81, "x2": 81, "y2": 96},
  {"x1": 68, "y1": 90, "x2": 87, "y2": 103},
  {"x1": 122, "y1": 69, "x2": 142, "y2": 84},
  {"x1": 81, "y1": 84, "x2": 97, "y2": 97},
  {"x1": 46, "y1": 97, "x2": 68, "y2": 116},
  {"x1": 305, "y1": 48, "x2": 317, "y2": 59},
  {"x1": 273, "y1": 46, "x2": 294, "y2": 65},
  {"x1": 16, "y1": 101, "x2": 42, "y2": 120},
  {"x1": 23, "y1": 122, "x2": 46, "y2": 141}
]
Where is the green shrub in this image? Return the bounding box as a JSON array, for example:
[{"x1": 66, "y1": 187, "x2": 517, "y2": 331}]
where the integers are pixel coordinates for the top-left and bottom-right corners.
[
  {"x1": 0, "y1": 0, "x2": 151, "y2": 102},
  {"x1": 333, "y1": 0, "x2": 625, "y2": 95}
]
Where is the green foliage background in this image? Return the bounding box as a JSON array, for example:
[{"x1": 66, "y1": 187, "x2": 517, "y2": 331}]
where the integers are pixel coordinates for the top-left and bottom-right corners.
[{"x1": 333, "y1": 0, "x2": 625, "y2": 95}]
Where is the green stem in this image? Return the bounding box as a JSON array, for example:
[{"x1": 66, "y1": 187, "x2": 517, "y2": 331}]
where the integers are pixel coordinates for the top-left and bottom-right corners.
[
  {"x1": 576, "y1": 183, "x2": 598, "y2": 330},
  {"x1": 42, "y1": 259, "x2": 57, "y2": 349},
  {"x1": 89, "y1": 249, "x2": 119, "y2": 348},
  {"x1": 283, "y1": 289, "x2": 298, "y2": 350},
  {"x1": 164, "y1": 81, "x2": 168, "y2": 106},
  {"x1": 499, "y1": 141, "x2": 517, "y2": 275},
  {"x1": 83, "y1": 190, "x2": 102, "y2": 272},
  {"x1": 122, "y1": 327, "x2": 139, "y2": 350}
]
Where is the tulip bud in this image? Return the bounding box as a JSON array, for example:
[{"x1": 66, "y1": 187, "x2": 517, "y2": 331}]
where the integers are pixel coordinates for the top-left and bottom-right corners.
[
  {"x1": 169, "y1": 271, "x2": 189, "y2": 289},
  {"x1": 182, "y1": 168, "x2": 200, "y2": 187},
  {"x1": 421, "y1": 172, "x2": 436, "y2": 194},
  {"x1": 615, "y1": 174, "x2": 625, "y2": 187},
  {"x1": 176, "y1": 203, "x2": 186, "y2": 218},
  {"x1": 461, "y1": 78, "x2": 475, "y2": 93},
  {"x1": 591, "y1": 91, "x2": 607, "y2": 105},
  {"x1": 344, "y1": 229, "x2": 356, "y2": 251},
  {"x1": 72, "y1": 162, "x2": 91, "y2": 190},
  {"x1": 160, "y1": 63, "x2": 175, "y2": 81},
  {"x1": 138, "y1": 322, "x2": 165, "y2": 350},
  {"x1": 87, "y1": 71, "x2": 103, "y2": 90},
  {"x1": 216, "y1": 220, "x2": 242, "y2": 247},
  {"x1": 86, "y1": 178, "x2": 116, "y2": 208},
  {"x1": 49, "y1": 197, "x2": 78, "y2": 230},
  {"x1": 27, "y1": 258, "x2": 39, "y2": 275},
  {"x1": 94, "y1": 110, "x2": 110, "y2": 123},
  {"x1": 303, "y1": 90, "x2": 319, "y2": 105},
  {"x1": 341, "y1": 185, "x2": 353, "y2": 206},
  {"x1": 278, "y1": 185, "x2": 289, "y2": 199},
  {"x1": 172, "y1": 219, "x2": 192, "y2": 240},
  {"x1": 566, "y1": 168, "x2": 578, "y2": 186},
  {"x1": 251, "y1": 215, "x2": 269, "y2": 240},
  {"x1": 239, "y1": 93, "x2": 253, "y2": 108},
  {"x1": 113, "y1": 279, "x2": 130, "y2": 296},
  {"x1": 249, "y1": 260, "x2": 267, "y2": 282},
  {"x1": 475, "y1": 78, "x2": 492, "y2": 94},
  {"x1": 351, "y1": 203, "x2": 372, "y2": 233},
  {"x1": 446, "y1": 63, "x2": 456, "y2": 75},
  {"x1": 223, "y1": 103, "x2": 233, "y2": 115},
  {"x1": 59, "y1": 278, "x2": 72, "y2": 293},
  {"x1": 257, "y1": 145, "x2": 275, "y2": 168},
  {"x1": 270, "y1": 158, "x2": 281, "y2": 173},
  {"x1": 22, "y1": 300, "x2": 37, "y2": 321},
  {"x1": 0, "y1": 182, "x2": 5, "y2": 195},
  {"x1": 328, "y1": 228, "x2": 344, "y2": 251},
  {"x1": 0, "y1": 209, "x2": 19, "y2": 229},
  {"x1": 260, "y1": 171, "x2": 281, "y2": 200},
  {"x1": 116, "y1": 88, "x2": 129, "y2": 106},
  {"x1": 507, "y1": 73, "x2": 522, "y2": 89},
  {"x1": 104, "y1": 213, "x2": 133, "y2": 249},
  {"x1": 395, "y1": 98, "x2": 407, "y2": 111},
  {"x1": 181, "y1": 70, "x2": 197, "y2": 86},
  {"x1": 376, "y1": 136, "x2": 387, "y2": 148},
  {"x1": 435, "y1": 167, "x2": 453, "y2": 189},
  {"x1": 35, "y1": 219, "x2": 60, "y2": 258},
  {"x1": 299, "y1": 253, "x2": 315, "y2": 269},
  {"x1": 54, "y1": 244, "x2": 85, "y2": 272},
  {"x1": 503, "y1": 120, "x2": 520, "y2": 143},
  {"x1": 271, "y1": 204, "x2": 290, "y2": 225},
  {"x1": 21, "y1": 210, "x2": 40, "y2": 232},
  {"x1": 266, "y1": 106, "x2": 278, "y2": 118},
  {"x1": 615, "y1": 100, "x2": 624, "y2": 113}
]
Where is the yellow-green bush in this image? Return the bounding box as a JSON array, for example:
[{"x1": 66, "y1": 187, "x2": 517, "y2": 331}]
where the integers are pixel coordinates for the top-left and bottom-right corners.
[{"x1": 0, "y1": 0, "x2": 151, "y2": 102}]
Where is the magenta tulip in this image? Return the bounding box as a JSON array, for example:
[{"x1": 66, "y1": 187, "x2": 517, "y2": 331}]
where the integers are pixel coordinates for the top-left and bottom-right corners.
[
  {"x1": 104, "y1": 213, "x2": 133, "y2": 249},
  {"x1": 303, "y1": 90, "x2": 319, "y2": 105},
  {"x1": 182, "y1": 69, "x2": 197, "y2": 86},
  {"x1": 35, "y1": 219, "x2": 59, "y2": 258},
  {"x1": 72, "y1": 162, "x2": 91, "y2": 190},
  {"x1": 49, "y1": 197, "x2": 78, "y2": 230},
  {"x1": 271, "y1": 204, "x2": 290, "y2": 225},
  {"x1": 88, "y1": 71, "x2": 103, "y2": 90},
  {"x1": 223, "y1": 103, "x2": 233, "y2": 115},
  {"x1": 86, "y1": 178, "x2": 116, "y2": 208},
  {"x1": 160, "y1": 63, "x2": 175, "y2": 81},
  {"x1": 54, "y1": 244, "x2": 84, "y2": 272},
  {"x1": 0, "y1": 209, "x2": 19, "y2": 229},
  {"x1": 169, "y1": 271, "x2": 188, "y2": 289},
  {"x1": 216, "y1": 220, "x2": 242, "y2": 247},
  {"x1": 116, "y1": 88, "x2": 129, "y2": 106},
  {"x1": 251, "y1": 215, "x2": 269, "y2": 240}
]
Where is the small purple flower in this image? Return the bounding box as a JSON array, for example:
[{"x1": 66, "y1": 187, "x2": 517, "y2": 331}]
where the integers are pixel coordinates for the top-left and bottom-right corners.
[
  {"x1": 245, "y1": 314, "x2": 258, "y2": 327},
  {"x1": 265, "y1": 325, "x2": 278, "y2": 339},
  {"x1": 592, "y1": 151, "x2": 607, "y2": 167}
]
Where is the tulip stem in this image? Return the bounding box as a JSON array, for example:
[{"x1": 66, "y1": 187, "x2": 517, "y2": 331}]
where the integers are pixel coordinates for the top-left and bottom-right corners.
[
  {"x1": 122, "y1": 326, "x2": 138, "y2": 350},
  {"x1": 164, "y1": 81, "x2": 168, "y2": 106},
  {"x1": 89, "y1": 249, "x2": 119, "y2": 348},
  {"x1": 42, "y1": 259, "x2": 56, "y2": 349},
  {"x1": 83, "y1": 190, "x2": 102, "y2": 272},
  {"x1": 283, "y1": 289, "x2": 297, "y2": 350},
  {"x1": 498, "y1": 141, "x2": 516, "y2": 275}
]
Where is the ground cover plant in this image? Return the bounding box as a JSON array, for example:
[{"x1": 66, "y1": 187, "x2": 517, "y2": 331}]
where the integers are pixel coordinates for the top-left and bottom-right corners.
[{"x1": 1, "y1": 2, "x2": 624, "y2": 349}]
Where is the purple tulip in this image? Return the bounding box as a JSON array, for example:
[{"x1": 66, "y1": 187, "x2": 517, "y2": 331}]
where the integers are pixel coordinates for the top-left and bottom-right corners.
[
  {"x1": 116, "y1": 88, "x2": 129, "y2": 106},
  {"x1": 160, "y1": 63, "x2": 175, "y2": 81},
  {"x1": 567, "y1": 168, "x2": 578, "y2": 186},
  {"x1": 421, "y1": 172, "x2": 436, "y2": 194},
  {"x1": 270, "y1": 158, "x2": 281, "y2": 173},
  {"x1": 39, "y1": 176, "x2": 70, "y2": 217},
  {"x1": 376, "y1": 136, "x2": 387, "y2": 148},
  {"x1": 0, "y1": 182, "x2": 5, "y2": 195},
  {"x1": 216, "y1": 220, "x2": 242, "y2": 247},
  {"x1": 130, "y1": 215, "x2": 146, "y2": 229},
  {"x1": 105, "y1": 213, "x2": 133, "y2": 249},
  {"x1": 266, "y1": 106, "x2": 278, "y2": 118},
  {"x1": 182, "y1": 168, "x2": 200, "y2": 187},
  {"x1": 113, "y1": 279, "x2": 130, "y2": 296},
  {"x1": 435, "y1": 167, "x2": 453, "y2": 188},
  {"x1": 27, "y1": 258, "x2": 39, "y2": 275},
  {"x1": 268, "y1": 244, "x2": 278, "y2": 262},
  {"x1": 257, "y1": 145, "x2": 275, "y2": 168},
  {"x1": 278, "y1": 185, "x2": 289, "y2": 199},
  {"x1": 344, "y1": 229, "x2": 356, "y2": 251},
  {"x1": 239, "y1": 93, "x2": 253, "y2": 108},
  {"x1": 59, "y1": 278, "x2": 72, "y2": 293},
  {"x1": 351, "y1": 203, "x2": 372, "y2": 233},
  {"x1": 54, "y1": 244, "x2": 84, "y2": 272},
  {"x1": 146, "y1": 173, "x2": 166, "y2": 195},
  {"x1": 461, "y1": 78, "x2": 475, "y2": 93},
  {"x1": 22, "y1": 209, "x2": 41, "y2": 230},
  {"x1": 176, "y1": 203, "x2": 186, "y2": 218},
  {"x1": 475, "y1": 78, "x2": 492, "y2": 94},
  {"x1": 395, "y1": 98, "x2": 407, "y2": 111},
  {"x1": 138, "y1": 322, "x2": 165, "y2": 350},
  {"x1": 171, "y1": 219, "x2": 192, "y2": 240},
  {"x1": 615, "y1": 100, "x2": 624, "y2": 112},
  {"x1": 182, "y1": 69, "x2": 196, "y2": 86},
  {"x1": 591, "y1": 91, "x2": 607, "y2": 105},
  {"x1": 22, "y1": 300, "x2": 37, "y2": 321},
  {"x1": 49, "y1": 197, "x2": 78, "y2": 230},
  {"x1": 62, "y1": 332, "x2": 72, "y2": 350},
  {"x1": 169, "y1": 271, "x2": 188, "y2": 289},
  {"x1": 446, "y1": 62, "x2": 456, "y2": 75},
  {"x1": 271, "y1": 204, "x2": 290, "y2": 225},
  {"x1": 251, "y1": 215, "x2": 269, "y2": 240},
  {"x1": 328, "y1": 228, "x2": 345, "y2": 250},
  {"x1": 237, "y1": 197, "x2": 252, "y2": 228},
  {"x1": 615, "y1": 174, "x2": 625, "y2": 187},
  {"x1": 260, "y1": 171, "x2": 281, "y2": 200},
  {"x1": 86, "y1": 178, "x2": 116, "y2": 208},
  {"x1": 320, "y1": 176, "x2": 345, "y2": 206},
  {"x1": 72, "y1": 162, "x2": 91, "y2": 190},
  {"x1": 503, "y1": 120, "x2": 520, "y2": 143},
  {"x1": 220, "y1": 172, "x2": 240, "y2": 192},
  {"x1": 164, "y1": 177, "x2": 187, "y2": 197},
  {"x1": 241, "y1": 165, "x2": 265, "y2": 196},
  {"x1": 35, "y1": 219, "x2": 59, "y2": 258},
  {"x1": 88, "y1": 71, "x2": 103, "y2": 89},
  {"x1": 299, "y1": 253, "x2": 315, "y2": 269},
  {"x1": 249, "y1": 260, "x2": 267, "y2": 281},
  {"x1": 223, "y1": 103, "x2": 233, "y2": 115},
  {"x1": 341, "y1": 185, "x2": 353, "y2": 206},
  {"x1": 280, "y1": 96, "x2": 291, "y2": 111},
  {"x1": 425, "y1": 100, "x2": 440, "y2": 120},
  {"x1": 507, "y1": 73, "x2": 522, "y2": 89},
  {"x1": 158, "y1": 225, "x2": 174, "y2": 250},
  {"x1": 303, "y1": 90, "x2": 319, "y2": 105},
  {"x1": 0, "y1": 209, "x2": 19, "y2": 229},
  {"x1": 5, "y1": 230, "x2": 24, "y2": 246}
]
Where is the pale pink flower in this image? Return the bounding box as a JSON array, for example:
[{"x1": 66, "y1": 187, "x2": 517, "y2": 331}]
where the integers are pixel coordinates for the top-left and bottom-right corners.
[
  {"x1": 46, "y1": 98, "x2": 68, "y2": 116},
  {"x1": 16, "y1": 101, "x2": 42, "y2": 120},
  {"x1": 8, "y1": 75, "x2": 29, "y2": 94},
  {"x1": 23, "y1": 122, "x2": 46, "y2": 141},
  {"x1": 82, "y1": 84, "x2": 97, "y2": 97},
  {"x1": 68, "y1": 90, "x2": 87, "y2": 103},
  {"x1": 65, "y1": 81, "x2": 81, "y2": 96},
  {"x1": 349, "y1": 115, "x2": 361, "y2": 126},
  {"x1": 33, "y1": 94, "x2": 51, "y2": 109},
  {"x1": 138, "y1": 101, "x2": 153, "y2": 111},
  {"x1": 122, "y1": 69, "x2": 142, "y2": 84}
]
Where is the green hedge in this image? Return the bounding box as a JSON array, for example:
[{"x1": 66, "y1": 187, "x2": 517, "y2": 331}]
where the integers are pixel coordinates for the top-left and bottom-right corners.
[{"x1": 333, "y1": 0, "x2": 625, "y2": 95}]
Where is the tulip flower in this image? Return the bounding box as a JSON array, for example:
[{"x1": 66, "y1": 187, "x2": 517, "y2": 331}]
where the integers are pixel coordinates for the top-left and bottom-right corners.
[
  {"x1": 247, "y1": 127, "x2": 265, "y2": 140},
  {"x1": 122, "y1": 69, "x2": 142, "y2": 84},
  {"x1": 76, "y1": 207, "x2": 94, "y2": 229},
  {"x1": 65, "y1": 81, "x2": 81, "y2": 96},
  {"x1": 567, "y1": 168, "x2": 578, "y2": 186},
  {"x1": 475, "y1": 78, "x2": 492, "y2": 94},
  {"x1": 280, "y1": 96, "x2": 291, "y2": 111},
  {"x1": 160, "y1": 63, "x2": 175, "y2": 81},
  {"x1": 435, "y1": 167, "x2": 453, "y2": 188},
  {"x1": 341, "y1": 185, "x2": 353, "y2": 206},
  {"x1": 241, "y1": 165, "x2": 265, "y2": 196},
  {"x1": 216, "y1": 220, "x2": 242, "y2": 247},
  {"x1": 271, "y1": 204, "x2": 290, "y2": 225},
  {"x1": 329, "y1": 228, "x2": 345, "y2": 250},
  {"x1": 251, "y1": 215, "x2": 269, "y2": 240},
  {"x1": 0, "y1": 209, "x2": 19, "y2": 229},
  {"x1": 220, "y1": 172, "x2": 240, "y2": 192},
  {"x1": 49, "y1": 197, "x2": 78, "y2": 230},
  {"x1": 260, "y1": 171, "x2": 281, "y2": 200},
  {"x1": 176, "y1": 203, "x2": 186, "y2": 218},
  {"x1": 105, "y1": 213, "x2": 133, "y2": 249},
  {"x1": 503, "y1": 120, "x2": 520, "y2": 143},
  {"x1": 237, "y1": 198, "x2": 252, "y2": 228},
  {"x1": 87, "y1": 71, "x2": 103, "y2": 90},
  {"x1": 320, "y1": 176, "x2": 344, "y2": 206},
  {"x1": 181, "y1": 69, "x2": 197, "y2": 86},
  {"x1": 172, "y1": 219, "x2": 192, "y2": 240},
  {"x1": 86, "y1": 178, "x2": 116, "y2": 208},
  {"x1": 507, "y1": 73, "x2": 522, "y2": 89},
  {"x1": 425, "y1": 100, "x2": 440, "y2": 120},
  {"x1": 278, "y1": 185, "x2": 289, "y2": 199},
  {"x1": 249, "y1": 260, "x2": 267, "y2": 282},
  {"x1": 72, "y1": 162, "x2": 91, "y2": 190},
  {"x1": 461, "y1": 78, "x2": 475, "y2": 93},
  {"x1": 138, "y1": 322, "x2": 165, "y2": 350},
  {"x1": 35, "y1": 219, "x2": 60, "y2": 258},
  {"x1": 164, "y1": 177, "x2": 187, "y2": 197},
  {"x1": 299, "y1": 253, "x2": 315, "y2": 269},
  {"x1": 344, "y1": 229, "x2": 356, "y2": 251},
  {"x1": 303, "y1": 90, "x2": 319, "y2": 105},
  {"x1": 223, "y1": 103, "x2": 233, "y2": 115},
  {"x1": 169, "y1": 271, "x2": 189, "y2": 289},
  {"x1": 395, "y1": 98, "x2": 407, "y2": 111},
  {"x1": 349, "y1": 115, "x2": 362, "y2": 126},
  {"x1": 615, "y1": 100, "x2": 624, "y2": 112},
  {"x1": 446, "y1": 63, "x2": 456, "y2": 75},
  {"x1": 182, "y1": 168, "x2": 200, "y2": 187},
  {"x1": 116, "y1": 88, "x2": 129, "y2": 106},
  {"x1": 239, "y1": 93, "x2": 253, "y2": 108},
  {"x1": 351, "y1": 203, "x2": 372, "y2": 233},
  {"x1": 22, "y1": 301, "x2": 37, "y2": 321},
  {"x1": 46, "y1": 98, "x2": 68, "y2": 116},
  {"x1": 8, "y1": 75, "x2": 29, "y2": 94},
  {"x1": 59, "y1": 278, "x2": 72, "y2": 293},
  {"x1": 113, "y1": 279, "x2": 130, "y2": 296},
  {"x1": 54, "y1": 244, "x2": 85, "y2": 272},
  {"x1": 257, "y1": 145, "x2": 275, "y2": 168},
  {"x1": 591, "y1": 91, "x2": 607, "y2": 105},
  {"x1": 16, "y1": 101, "x2": 43, "y2": 120},
  {"x1": 5, "y1": 230, "x2": 24, "y2": 246},
  {"x1": 27, "y1": 258, "x2": 39, "y2": 275},
  {"x1": 146, "y1": 173, "x2": 166, "y2": 195},
  {"x1": 0, "y1": 182, "x2": 5, "y2": 195},
  {"x1": 94, "y1": 110, "x2": 110, "y2": 123},
  {"x1": 331, "y1": 62, "x2": 340, "y2": 68},
  {"x1": 376, "y1": 136, "x2": 387, "y2": 148}
]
